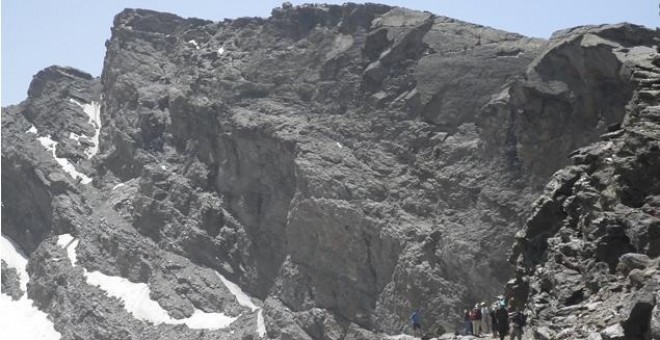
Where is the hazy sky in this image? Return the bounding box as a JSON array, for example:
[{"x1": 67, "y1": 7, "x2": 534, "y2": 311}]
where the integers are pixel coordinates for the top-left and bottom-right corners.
[{"x1": 2, "y1": 0, "x2": 658, "y2": 105}]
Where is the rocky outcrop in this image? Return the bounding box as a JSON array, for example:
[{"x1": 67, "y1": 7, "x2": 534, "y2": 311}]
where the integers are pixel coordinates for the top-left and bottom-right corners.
[
  {"x1": 509, "y1": 45, "x2": 660, "y2": 339},
  {"x1": 1, "y1": 260, "x2": 24, "y2": 300},
  {"x1": 27, "y1": 239, "x2": 257, "y2": 340},
  {"x1": 480, "y1": 24, "x2": 658, "y2": 186},
  {"x1": 92, "y1": 5, "x2": 552, "y2": 335},
  {"x1": 2, "y1": 3, "x2": 658, "y2": 340}
]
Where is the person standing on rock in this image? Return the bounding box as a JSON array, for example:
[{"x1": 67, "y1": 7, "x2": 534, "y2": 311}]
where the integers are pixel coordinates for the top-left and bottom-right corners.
[
  {"x1": 490, "y1": 305, "x2": 499, "y2": 338},
  {"x1": 497, "y1": 295, "x2": 508, "y2": 310},
  {"x1": 470, "y1": 304, "x2": 482, "y2": 336},
  {"x1": 480, "y1": 302, "x2": 490, "y2": 335},
  {"x1": 410, "y1": 309, "x2": 422, "y2": 337},
  {"x1": 463, "y1": 308, "x2": 473, "y2": 335},
  {"x1": 495, "y1": 305, "x2": 510, "y2": 340},
  {"x1": 509, "y1": 309, "x2": 526, "y2": 340}
]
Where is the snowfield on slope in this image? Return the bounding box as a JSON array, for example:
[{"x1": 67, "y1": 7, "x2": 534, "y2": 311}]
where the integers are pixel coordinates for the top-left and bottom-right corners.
[
  {"x1": 28, "y1": 99, "x2": 102, "y2": 185},
  {"x1": 215, "y1": 271, "x2": 266, "y2": 337},
  {"x1": 37, "y1": 135, "x2": 92, "y2": 184},
  {"x1": 1, "y1": 234, "x2": 62, "y2": 340},
  {"x1": 56, "y1": 234, "x2": 262, "y2": 331},
  {"x1": 69, "y1": 99, "x2": 102, "y2": 159}
]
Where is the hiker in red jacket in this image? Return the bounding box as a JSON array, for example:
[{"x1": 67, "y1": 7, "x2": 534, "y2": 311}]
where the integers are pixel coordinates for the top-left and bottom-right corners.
[{"x1": 469, "y1": 305, "x2": 482, "y2": 336}]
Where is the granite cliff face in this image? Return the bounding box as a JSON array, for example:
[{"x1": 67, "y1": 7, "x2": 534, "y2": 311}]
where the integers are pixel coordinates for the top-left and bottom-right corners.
[
  {"x1": 508, "y1": 44, "x2": 660, "y2": 340},
  {"x1": 1, "y1": 3, "x2": 658, "y2": 339}
]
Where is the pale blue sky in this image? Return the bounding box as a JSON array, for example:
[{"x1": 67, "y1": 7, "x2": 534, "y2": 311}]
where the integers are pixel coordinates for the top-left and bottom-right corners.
[{"x1": 2, "y1": 0, "x2": 658, "y2": 105}]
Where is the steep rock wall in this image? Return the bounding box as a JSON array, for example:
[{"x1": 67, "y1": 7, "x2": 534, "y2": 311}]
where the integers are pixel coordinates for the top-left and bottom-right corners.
[
  {"x1": 2, "y1": 3, "x2": 658, "y2": 340},
  {"x1": 508, "y1": 45, "x2": 660, "y2": 339}
]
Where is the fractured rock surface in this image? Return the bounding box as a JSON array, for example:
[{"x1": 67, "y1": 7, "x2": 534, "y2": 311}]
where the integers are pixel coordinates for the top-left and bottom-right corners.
[
  {"x1": 2, "y1": 3, "x2": 658, "y2": 339},
  {"x1": 1, "y1": 260, "x2": 24, "y2": 300},
  {"x1": 509, "y1": 45, "x2": 660, "y2": 340}
]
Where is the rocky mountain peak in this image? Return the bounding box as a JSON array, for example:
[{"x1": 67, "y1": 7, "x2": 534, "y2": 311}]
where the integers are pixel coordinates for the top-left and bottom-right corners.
[
  {"x1": 27, "y1": 65, "x2": 93, "y2": 98},
  {"x1": 2, "y1": 3, "x2": 659, "y2": 339}
]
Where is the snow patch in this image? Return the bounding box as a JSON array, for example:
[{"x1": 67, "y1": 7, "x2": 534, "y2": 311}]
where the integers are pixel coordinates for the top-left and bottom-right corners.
[
  {"x1": 215, "y1": 272, "x2": 258, "y2": 311},
  {"x1": 69, "y1": 99, "x2": 101, "y2": 159},
  {"x1": 257, "y1": 310, "x2": 266, "y2": 338},
  {"x1": 84, "y1": 272, "x2": 236, "y2": 328},
  {"x1": 160, "y1": 165, "x2": 167, "y2": 170},
  {"x1": 1, "y1": 234, "x2": 61, "y2": 340},
  {"x1": 188, "y1": 40, "x2": 200, "y2": 49},
  {"x1": 26, "y1": 125, "x2": 38, "y2": 134},
  {"x1": 37, "y1": 135, "x2": 92, "y2": 184},
  {"x1": 385, "y1": 335, "x2": 418, "y2": 340},
  {"x1": 112, "y1": 183, "x2": 126, "y2": 190},
  {"x1": 1, "y1": 234, "x2": 29, "y2": 291},
  {"x1": 215, "y1": 271, "x2": 266, "y2": 337},
  {"x1": 0, "y1": 294, "x2": 62, "y2": 340},
  {"x1": 217, "y1": 47, "x2": 225, "y2": 54},
  {"x1": 56, "y1": 234, "x2": 235, "y2": 329},
  {"x1": 336, "y1": 142, "x2": 343, "y2": 148},
  {"x1": 69, "y1": 132, "x2": 81, "y2": 142},
  {"x1": 56, "y1": 234, "x2": 78, "y2": 266}
]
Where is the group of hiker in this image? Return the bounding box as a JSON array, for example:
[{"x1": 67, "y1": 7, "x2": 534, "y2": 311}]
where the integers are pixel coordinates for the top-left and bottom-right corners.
[
  {"x1": 462, "y1": 296, "x2": 527, "y2": 339},
  {"x1": 410, "y1": 296, "x2": 527, "y2": 339}
]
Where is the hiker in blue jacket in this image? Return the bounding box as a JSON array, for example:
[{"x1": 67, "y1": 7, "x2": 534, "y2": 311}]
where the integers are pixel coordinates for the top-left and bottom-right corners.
[{"x1": 410, "y1": 309, "x2": 422, "y2": 336}]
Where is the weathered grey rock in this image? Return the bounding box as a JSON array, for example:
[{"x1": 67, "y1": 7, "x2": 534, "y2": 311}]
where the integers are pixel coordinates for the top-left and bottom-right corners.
[
  {"x1": 622, "y1": 283, "x2": 657, "y2": 339},
  {"x1": 535, "y1": 326, "x2": 556, "y2": 340},
  {"x1": 651, "y1": 296, "x2": 660, "y2": 340},
  {"x1": 1, "y1": 260, "x2": 24, "y2": 300},
  {"x1": 480, "y1": 24, "x2": 658, "y2": 186},
  {"x1": 618, "y1": 253, "x2": 652, "y2": 274},
  {"x1": 417, "y1": 17, "x2": 543, "y2": 130},
  {"x1": 2, "y1": 3, "x2": 659, "y2": 340},
  {"x1": 27, "y1": 239, "x2": 244, "y2": 340},
  {"x1": 508, "y1": 37, "x2": 660, "y2": 340},
  {"x1": 601, "y1": 323, "x2": 625, "y2": 340}
]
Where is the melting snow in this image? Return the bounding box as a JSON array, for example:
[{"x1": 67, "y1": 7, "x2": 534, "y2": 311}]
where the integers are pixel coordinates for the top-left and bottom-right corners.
[
  {"x1": 55, "y1": 234, "x2": 78, "y2": 266},
  {"x1": 84, "y1": 272, "x2": 236, "y2": 328},
  {"x1": 1, "y1": 235, "x2": 29, "y2": 291},
  {"x1": 386, "y1": 335, "x2": 418, "y2": 340},
  {"x1": 69, "y1": 99, "x2": 101, "y2": 159},
  {"x1": 215, "y1": 272, "x2": 266, "y2": 337},
  {"x1": 69, "y1": 132, "x2": 81, "y2": 142},
  {"x1": 37, "y1": 135, "x2": 92, "y2": 184},
  {"x1": 217, "y1": 47, "x2": 225, "y2": 54},
  {"x1": 0, "y1": 294, "x2": 62, "y2": 340},
  {"x1": 26, "y1": 125, "x2": 38, "y2": 134},
  {"x1": 1, "y1": 234, "x2": 62, "y2": 340},
  {"x1": 188, "y1": 40, "x2": 200, "y2": 49},
  {"x1": 215, "y1": 273, "x2": 258, "y2": 311},
  {"x1": 112, "y1": 183, "x2": 126, "y2": 190},
  {"x1": 257, "y1": 310, "x2": 266, "y2": 338},
  {"x1": 56, "y1": 234, "x2": 236, "y2": 329}
]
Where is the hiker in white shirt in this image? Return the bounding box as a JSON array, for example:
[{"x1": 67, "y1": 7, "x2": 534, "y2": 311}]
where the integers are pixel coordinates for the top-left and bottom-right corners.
[{"x1": 480, "y1": 302, "x2": 491, "y2": 334}]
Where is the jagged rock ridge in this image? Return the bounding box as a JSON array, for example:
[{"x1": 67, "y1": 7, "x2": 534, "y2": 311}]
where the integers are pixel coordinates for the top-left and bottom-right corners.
[
  {"x1": 1, "y1": 3, "x2": 658, "y2": 339},
  {"x1": 508, "y1": 44, "x2": 660, "y2": 339}
]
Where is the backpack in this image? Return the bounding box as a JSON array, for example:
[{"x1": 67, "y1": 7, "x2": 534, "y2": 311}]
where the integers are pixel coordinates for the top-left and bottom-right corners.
[{"x1": 512, "y1": 312, "x2": 526, "y2": 327}]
